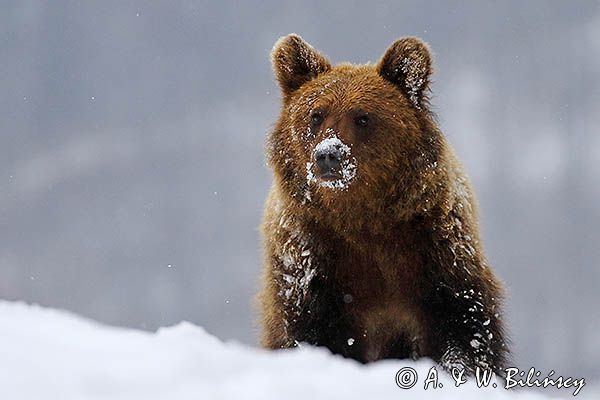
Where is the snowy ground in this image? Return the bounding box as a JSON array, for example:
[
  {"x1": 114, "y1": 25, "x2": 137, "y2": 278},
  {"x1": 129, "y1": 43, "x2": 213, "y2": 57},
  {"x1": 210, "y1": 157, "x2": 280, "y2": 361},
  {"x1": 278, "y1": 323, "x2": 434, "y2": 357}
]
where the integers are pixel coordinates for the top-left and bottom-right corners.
[{"x1": 0, "y1": 301, "x2": 591, "y2": 400}]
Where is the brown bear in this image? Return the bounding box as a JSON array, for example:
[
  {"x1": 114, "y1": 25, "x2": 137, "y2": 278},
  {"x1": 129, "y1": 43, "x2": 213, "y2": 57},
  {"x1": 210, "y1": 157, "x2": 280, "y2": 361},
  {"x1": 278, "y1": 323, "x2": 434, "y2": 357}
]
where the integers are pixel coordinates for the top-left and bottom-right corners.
[{"x1": 258, "y1": 34, "x2": 508, "y2": 374}]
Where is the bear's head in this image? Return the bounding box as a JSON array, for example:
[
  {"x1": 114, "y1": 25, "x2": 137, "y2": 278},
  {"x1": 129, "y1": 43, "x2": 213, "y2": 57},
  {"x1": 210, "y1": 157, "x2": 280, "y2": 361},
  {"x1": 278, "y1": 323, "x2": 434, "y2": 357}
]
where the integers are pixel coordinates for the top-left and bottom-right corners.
[{"x1": 267, "y1": 34, "x2": 449, "y2": 225}]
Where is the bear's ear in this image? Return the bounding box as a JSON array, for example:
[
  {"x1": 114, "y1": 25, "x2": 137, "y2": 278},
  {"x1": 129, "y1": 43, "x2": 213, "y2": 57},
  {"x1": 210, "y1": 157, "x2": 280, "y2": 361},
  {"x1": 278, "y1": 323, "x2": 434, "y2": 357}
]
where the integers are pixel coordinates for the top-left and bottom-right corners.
[
  {"x1": 271, "y1": 34, "x2": 331, "y2": 96},
  {"x1": 377, "y1": 37, "x2": 433, "y2": 109}
]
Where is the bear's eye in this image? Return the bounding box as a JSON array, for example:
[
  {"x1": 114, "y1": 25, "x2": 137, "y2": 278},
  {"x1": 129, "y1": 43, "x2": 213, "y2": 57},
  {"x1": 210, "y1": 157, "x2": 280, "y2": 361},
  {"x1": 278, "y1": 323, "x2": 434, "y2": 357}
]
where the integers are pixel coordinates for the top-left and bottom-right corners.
[
  {"x1": 354, "y1": 114, "x2": 369, "y2": 127},
  {"x1": 310, "y1": 111, "x2": 324, "y2": 127}
]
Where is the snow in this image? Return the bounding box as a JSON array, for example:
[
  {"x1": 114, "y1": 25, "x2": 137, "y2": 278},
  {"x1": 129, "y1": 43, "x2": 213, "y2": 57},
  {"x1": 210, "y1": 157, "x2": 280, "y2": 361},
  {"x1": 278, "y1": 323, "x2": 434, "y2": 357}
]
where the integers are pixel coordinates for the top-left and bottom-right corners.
[
  {"x1": 0, "y1": 301, "x2": 582, "y2": 399},
  {"x1": 277, "y1": 225, "x2": 316, "y2": 320},
  {"x1": 397, "y1": 55, "x2": 427, "y2": 109}
]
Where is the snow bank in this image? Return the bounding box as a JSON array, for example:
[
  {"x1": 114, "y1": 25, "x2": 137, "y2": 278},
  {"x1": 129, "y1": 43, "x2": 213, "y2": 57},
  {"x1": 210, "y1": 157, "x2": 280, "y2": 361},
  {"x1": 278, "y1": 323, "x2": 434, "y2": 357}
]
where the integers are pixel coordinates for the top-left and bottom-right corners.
[{"x1": 0, "y1": 301, "x2": 568, "y2": 399}]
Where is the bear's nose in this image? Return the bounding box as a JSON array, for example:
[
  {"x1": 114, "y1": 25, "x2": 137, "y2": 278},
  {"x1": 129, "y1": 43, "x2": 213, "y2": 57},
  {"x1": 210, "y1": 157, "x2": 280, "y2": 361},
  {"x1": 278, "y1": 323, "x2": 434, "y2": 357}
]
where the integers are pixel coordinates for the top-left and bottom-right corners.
[{"x1": 314, "y1": 147, "x2": 342, "y2": 174}]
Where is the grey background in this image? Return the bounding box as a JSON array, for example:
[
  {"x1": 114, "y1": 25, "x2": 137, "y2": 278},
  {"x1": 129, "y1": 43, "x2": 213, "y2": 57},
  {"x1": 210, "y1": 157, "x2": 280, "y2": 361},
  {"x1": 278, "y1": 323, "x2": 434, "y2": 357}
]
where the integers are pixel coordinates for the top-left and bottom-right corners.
[{"x1": 1, "y1": 0, "x2": 599, "y2": 385}]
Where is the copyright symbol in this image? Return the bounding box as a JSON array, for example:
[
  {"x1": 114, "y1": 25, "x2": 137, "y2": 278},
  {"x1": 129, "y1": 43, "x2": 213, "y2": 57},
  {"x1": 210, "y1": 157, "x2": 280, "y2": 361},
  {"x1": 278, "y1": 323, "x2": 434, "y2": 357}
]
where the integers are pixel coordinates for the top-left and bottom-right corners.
[{"x1": 395, "y1": 367, "x2": 418, "y2": 389}]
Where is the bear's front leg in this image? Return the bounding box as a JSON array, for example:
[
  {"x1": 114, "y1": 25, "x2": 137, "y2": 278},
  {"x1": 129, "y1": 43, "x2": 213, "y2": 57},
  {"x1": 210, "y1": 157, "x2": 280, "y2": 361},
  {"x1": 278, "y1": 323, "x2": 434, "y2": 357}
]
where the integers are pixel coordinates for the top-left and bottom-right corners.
[
  {"x1": 423, "y1": 215, "x2": 509, "y2": 375},
  {"x1": 259, "y1": 199, "x2": 350, "y2": 354},
  {"x1": 427, "y1": 280, "x2": 507, "y2": 375}
]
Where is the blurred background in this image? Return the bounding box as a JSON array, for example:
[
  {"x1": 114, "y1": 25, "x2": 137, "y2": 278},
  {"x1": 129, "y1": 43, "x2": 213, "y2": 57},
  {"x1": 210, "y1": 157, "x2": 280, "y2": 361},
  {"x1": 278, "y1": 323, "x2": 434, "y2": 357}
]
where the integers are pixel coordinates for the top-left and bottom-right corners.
[{"x1": 1, "y1": 0, "x2": 598, "y2": 387}]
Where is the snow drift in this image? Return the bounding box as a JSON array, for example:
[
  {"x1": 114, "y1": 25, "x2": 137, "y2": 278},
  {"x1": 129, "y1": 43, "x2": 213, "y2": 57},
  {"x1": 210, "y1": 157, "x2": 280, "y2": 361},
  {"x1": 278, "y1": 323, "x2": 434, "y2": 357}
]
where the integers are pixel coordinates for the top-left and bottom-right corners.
[{"x1": 0, "y1": 301, "x2": 580, "y2": 399}]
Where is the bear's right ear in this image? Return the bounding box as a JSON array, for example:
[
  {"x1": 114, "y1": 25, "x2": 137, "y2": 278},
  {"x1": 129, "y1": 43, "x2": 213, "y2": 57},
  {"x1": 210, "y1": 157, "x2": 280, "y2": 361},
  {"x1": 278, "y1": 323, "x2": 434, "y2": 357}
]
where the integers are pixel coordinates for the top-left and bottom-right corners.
[
  {"x1": 377, "y1": 37, "x2": 433, "y2": 109},
  {"x1": 271, "y1": 34, "x2": 331, "y2": 96}
]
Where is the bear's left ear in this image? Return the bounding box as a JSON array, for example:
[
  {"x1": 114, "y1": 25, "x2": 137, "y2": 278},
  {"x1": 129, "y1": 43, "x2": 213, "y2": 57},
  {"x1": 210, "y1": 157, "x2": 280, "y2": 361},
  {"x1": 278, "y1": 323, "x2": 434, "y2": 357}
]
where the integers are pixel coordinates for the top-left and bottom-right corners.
[
  {"x1": 377, "y1": 37, "x2": 433, "y2": 109},
  {"x1": 271, "y1": 34, "x2": 332, "y2": 96}
]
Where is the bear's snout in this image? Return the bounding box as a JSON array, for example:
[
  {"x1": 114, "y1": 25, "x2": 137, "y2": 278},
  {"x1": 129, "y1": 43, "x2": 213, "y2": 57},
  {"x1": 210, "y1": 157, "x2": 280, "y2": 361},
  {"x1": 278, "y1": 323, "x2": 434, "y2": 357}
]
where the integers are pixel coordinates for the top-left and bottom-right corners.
[
  {"x1": 306, "y1": 135, "x2": 357, "y2": 190},
  {"x1": 314, "y1": 146, "x2": 342, "y2": 177}
]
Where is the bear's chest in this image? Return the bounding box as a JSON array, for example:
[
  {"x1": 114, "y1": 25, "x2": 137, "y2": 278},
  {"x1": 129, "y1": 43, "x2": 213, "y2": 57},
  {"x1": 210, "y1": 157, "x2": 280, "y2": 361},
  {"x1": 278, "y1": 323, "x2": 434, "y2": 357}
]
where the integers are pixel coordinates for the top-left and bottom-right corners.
[{"x1": 331, "y1": 235, "x2": 430, "y2": 361}]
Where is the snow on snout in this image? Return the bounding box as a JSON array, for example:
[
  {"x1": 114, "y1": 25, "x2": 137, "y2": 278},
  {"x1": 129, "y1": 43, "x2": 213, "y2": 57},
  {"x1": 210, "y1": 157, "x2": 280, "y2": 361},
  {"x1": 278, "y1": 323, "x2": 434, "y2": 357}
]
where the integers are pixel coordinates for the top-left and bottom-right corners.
[{"x1": 306, "y1": 133, "x2": 357, "y2": 190}]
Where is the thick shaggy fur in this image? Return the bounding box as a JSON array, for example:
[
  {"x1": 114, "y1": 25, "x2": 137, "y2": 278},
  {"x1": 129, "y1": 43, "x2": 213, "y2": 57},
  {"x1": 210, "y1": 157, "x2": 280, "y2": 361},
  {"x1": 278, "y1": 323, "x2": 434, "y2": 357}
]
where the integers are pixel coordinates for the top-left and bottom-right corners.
[{"x1": 258, "y1": 34, "x2": 509, "y2": 374}]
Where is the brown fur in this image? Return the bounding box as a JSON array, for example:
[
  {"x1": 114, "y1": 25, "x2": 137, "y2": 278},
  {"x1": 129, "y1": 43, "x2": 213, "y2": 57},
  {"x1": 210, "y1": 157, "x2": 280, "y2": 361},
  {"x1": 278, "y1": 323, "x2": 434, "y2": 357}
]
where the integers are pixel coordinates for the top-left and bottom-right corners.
[{"x1": 258, "y1": 34, "x2": 509, "y2": 373}]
